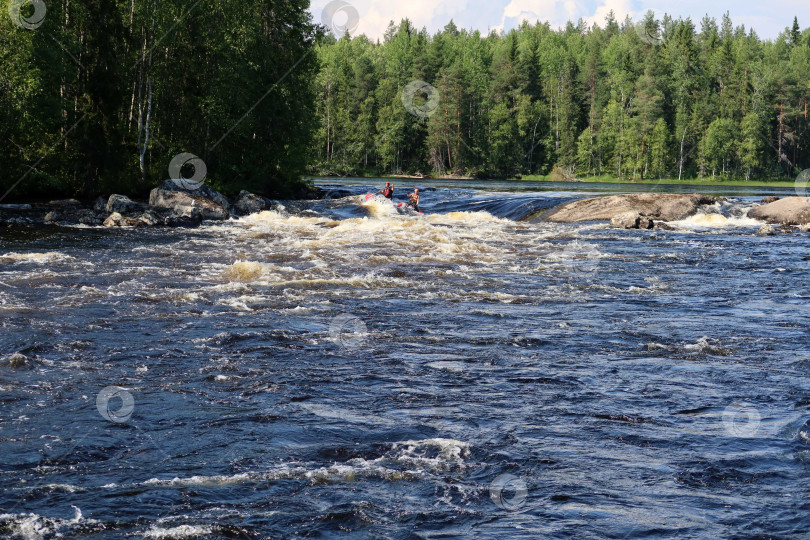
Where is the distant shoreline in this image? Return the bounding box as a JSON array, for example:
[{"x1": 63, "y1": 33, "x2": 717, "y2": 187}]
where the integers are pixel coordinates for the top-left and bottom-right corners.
[{"x1": 311, "y1": 174, "x2": 798, "y2": 189}]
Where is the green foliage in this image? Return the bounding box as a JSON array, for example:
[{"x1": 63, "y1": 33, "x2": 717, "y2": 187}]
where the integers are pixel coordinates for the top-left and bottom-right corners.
[
  {"x1": 312, "y1": 13, "x2": 809, "y2": 181},
  {"x1": 0, "y1": 0, "x2": 319, "y2": 201}
]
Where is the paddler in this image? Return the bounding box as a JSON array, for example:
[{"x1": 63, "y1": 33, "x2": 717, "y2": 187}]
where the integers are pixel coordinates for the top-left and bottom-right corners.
[
  {"x1": 408, "y1": 188, "x2": 420, "y2": 212},
  {"x1": 378, "y1": 182, "x2": 394, "y2": 200}
]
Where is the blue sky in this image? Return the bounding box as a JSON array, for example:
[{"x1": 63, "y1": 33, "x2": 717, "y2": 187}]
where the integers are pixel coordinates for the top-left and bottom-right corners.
[{"x1": 309, "y1": 0, "x2": 810, "y2": 41}]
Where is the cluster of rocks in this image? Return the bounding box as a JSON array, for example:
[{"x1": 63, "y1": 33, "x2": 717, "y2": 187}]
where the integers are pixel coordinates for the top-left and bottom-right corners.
[
  {"x1": 0, "y1": 181, "x2": 284, "y2": 228},
  {"x1": 540, "y1": 193, "x2": 810, "y2": 234},
  {"x1": 541, "y1": 193, "x2": 721, "y2": 229}
]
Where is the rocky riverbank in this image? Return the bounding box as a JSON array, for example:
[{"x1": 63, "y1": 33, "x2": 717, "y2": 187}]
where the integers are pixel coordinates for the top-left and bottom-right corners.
[{"x1": 0, "y1": 181, "x2": 321, "y2": 228}]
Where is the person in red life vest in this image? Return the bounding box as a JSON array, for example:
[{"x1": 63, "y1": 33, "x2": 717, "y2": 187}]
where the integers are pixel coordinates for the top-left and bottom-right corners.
[
  {"x1": 378, "y1": 182, "x2": 394, "y2": 200},
  {"x1": 408, "y1": 189, "x2": 420, "y2": 212}
]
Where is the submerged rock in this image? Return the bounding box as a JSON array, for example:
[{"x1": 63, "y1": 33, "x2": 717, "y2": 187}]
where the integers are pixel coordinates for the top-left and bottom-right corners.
[
  {"x1": 747, "y1": 197, "x2": 810, "y2": 225},
  {"x1": 757, "y1": 224, "x2": 777, "y2": 236},
  {"x1": 1, "y1": 352, "x2": 28, "y2": 368},
  {"x1": 45, "y1": 208, "x2": 103, "y2": 226},
  {"x1": 48, "y1": 199, "x2": 82, "y2": 208},
  {"x1": 542, "y1": 193, "x2": 721, "y2": 223}
]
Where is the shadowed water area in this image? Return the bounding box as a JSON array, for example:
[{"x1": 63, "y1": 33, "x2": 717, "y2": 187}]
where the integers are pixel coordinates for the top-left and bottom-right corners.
[{"x1": 0, "y1": 180, "x2": 808, "y2": 539}]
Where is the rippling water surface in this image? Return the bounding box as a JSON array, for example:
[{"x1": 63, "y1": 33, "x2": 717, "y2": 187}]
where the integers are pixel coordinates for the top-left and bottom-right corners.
[{"x1": 1, "y1": 180, "x2": 809, "y2": 539}]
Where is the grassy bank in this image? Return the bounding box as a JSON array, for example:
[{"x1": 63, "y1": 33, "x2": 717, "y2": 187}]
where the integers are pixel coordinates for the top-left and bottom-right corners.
[{"x1": 520, "y1": 174, "x2": 798, "y2": 188}]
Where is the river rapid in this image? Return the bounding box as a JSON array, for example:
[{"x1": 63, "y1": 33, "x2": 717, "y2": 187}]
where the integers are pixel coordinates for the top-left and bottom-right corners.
[{"x1": 0, "y1": 179, "x2": 808, "y2": 539}]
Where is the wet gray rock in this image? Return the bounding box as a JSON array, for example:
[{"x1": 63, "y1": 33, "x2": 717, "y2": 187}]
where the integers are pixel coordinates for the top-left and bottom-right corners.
[
  {"x1": 103, "y1": 212, "x2": 141, "y2": 227},
  {"x1": 138, "y1": 210, "x2": 163, "y2": 227},
  {"x1": 157, "y1": 179, "x2": 231, "y2": 212},
  {"x1": 233, "y1": 191, "x2": 274, "y2": 216},
  {"x1": 6, "y1": 216, "x2": 36, "y2": 227},
  {"x1": 107, "y1": 194, "x2": 145, "y2": 215},
  {"x1": 45, "y1": 208, "x2": 103, "y2": 226},
  {"x1": 747, "y1": 197, "x2": 810, "y2": 225},
  {"x1": 760, "y1": 196, "x2": 781, "y2": 205},
  {"x1": 610, "y1": 211, "x2": 655, "y2": 230},
  {"x1": 757, "y1": 224, "x2": 777, "y2": 236},
  {"x1": 149, "y1": 189, "x2": 228, "y2": 221},
  {"x1": 543, "y1": 193, "x2": 721, "y2": 223}
]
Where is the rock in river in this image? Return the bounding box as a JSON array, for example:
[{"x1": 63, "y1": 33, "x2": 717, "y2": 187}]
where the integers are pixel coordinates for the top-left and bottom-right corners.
[
  {"x1": 610, "y1": 211, "x2": 655, "y2": 230},
  {"x1": 542, "y1": 193, "x2": 721, "y2": 223},
  {"x1": 149, "y1": 186, "x2": 229, "y2": 221},
  {"x1": 106, "y1": 194, "x2": 145, "y2": 215},
  {"x1": 233, "y1": 190, "x2": 275, "y2": 216},
  {"x1": 747, "y1": 197, "x2": 810, "y2": 225},
  {"x1": 103, "y1": 212, "x2": 142, "y2": 227}
]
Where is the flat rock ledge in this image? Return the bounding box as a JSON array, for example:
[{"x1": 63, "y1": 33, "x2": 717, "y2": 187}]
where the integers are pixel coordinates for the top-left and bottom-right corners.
[
  {"x1": 0, "y1": 181, "x2": 288, "y2": 229},
  {"x1": 747, "y1": 197, "x2": 810, "y2": 226},
  {"x1": 542, "y1": 193, "x2": 722, "y2": 228}
]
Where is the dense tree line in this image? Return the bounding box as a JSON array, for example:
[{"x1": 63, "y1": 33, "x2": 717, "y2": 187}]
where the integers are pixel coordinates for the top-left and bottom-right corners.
[
  {"x1": 312, "y1": 13, "x2": 810, "y2": 181},
  {"x1": 0, "y1": 0, "x2": 318, "y2": 201}
]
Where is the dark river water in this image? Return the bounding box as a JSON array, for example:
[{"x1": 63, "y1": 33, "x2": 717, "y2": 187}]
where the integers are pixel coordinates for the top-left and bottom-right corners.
[{"x1": 1, "y1": 180, "x2": 808, "y2": 539}]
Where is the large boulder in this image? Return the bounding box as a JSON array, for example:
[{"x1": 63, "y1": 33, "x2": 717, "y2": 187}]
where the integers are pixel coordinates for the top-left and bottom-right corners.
[
  {"x1": 149, "y1": 188, "x2": 228, "y2": 221},
  {"x1": 106, "y1": 194, "x2": 145, "y2": 215},
  {"x1": 542, "y1": 193, "x2": 721, "y2": 223},
  {"x1": 747, "y1": 197, "x2": 810, "y2": 226},
  {"x1": 157, "y1": 179, "x2": 231, "y2": 211}
]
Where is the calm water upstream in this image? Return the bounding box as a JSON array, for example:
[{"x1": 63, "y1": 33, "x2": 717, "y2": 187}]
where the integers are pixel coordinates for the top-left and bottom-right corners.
[{"x1": 0, "y1": 179, "x2": 808, "y2": 539}]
